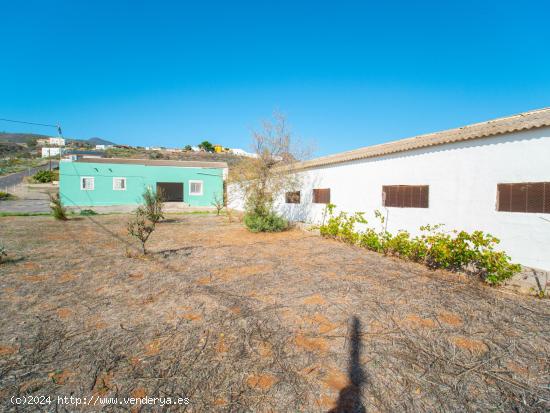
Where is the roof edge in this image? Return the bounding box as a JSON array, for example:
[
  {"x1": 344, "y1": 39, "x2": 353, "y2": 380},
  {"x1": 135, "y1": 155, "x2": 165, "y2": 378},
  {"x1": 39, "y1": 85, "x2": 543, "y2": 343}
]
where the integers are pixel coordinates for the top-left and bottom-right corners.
[{"x1": 292, "y1": 107, "x2": 550, "y2": 171}]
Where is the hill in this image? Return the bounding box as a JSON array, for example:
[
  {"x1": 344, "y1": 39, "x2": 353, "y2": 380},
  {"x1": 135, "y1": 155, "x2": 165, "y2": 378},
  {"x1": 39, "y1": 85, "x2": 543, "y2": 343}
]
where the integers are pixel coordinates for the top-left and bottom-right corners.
[
  {"x1": 86, "y1": 137, "x2": 117, "y2": 146},
  {"x1": 0, "y1": 132, "x2": 117, "y2": 147},
  {"x1": 0, "y1": 132, "x2": 50, "y2": 144}
]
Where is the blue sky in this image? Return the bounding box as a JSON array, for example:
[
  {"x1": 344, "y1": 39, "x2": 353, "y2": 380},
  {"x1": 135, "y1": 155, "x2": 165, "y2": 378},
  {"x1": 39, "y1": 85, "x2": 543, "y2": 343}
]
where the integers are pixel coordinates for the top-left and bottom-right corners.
[{"x1": 1, "y1": 0, "x2": 549, "y2": 157}]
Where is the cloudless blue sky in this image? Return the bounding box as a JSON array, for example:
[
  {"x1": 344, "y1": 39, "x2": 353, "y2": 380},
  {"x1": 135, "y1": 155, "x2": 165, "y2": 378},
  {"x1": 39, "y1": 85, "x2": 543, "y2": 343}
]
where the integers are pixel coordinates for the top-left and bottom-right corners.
[{"x1": 1, "y1": 0, "x2": 549, "y2": 156}]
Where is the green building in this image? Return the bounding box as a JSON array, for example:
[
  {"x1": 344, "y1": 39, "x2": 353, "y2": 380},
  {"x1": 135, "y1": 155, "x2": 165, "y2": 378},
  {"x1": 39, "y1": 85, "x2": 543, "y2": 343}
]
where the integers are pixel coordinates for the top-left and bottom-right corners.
[{"x1": 59, "y1": 158, "x2": 226, "y2": 207}]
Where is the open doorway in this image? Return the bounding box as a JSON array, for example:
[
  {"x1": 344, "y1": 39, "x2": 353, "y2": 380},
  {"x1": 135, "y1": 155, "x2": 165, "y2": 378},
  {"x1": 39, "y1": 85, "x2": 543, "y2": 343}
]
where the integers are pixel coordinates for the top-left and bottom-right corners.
[{"x1": 156, "y1": 182, "x2": 183, "y2": 202}]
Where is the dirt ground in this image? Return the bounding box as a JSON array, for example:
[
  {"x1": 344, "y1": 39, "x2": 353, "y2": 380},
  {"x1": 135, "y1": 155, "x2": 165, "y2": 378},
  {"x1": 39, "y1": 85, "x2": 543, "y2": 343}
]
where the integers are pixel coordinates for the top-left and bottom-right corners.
[{"x1": 0, "y1": 214, "x2": 549, "y2": 412}]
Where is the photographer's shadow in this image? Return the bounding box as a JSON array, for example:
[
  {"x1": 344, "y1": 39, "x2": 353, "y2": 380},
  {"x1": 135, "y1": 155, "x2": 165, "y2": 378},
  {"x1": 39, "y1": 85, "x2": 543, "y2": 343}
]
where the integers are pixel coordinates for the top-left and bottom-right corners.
[{"x1": 328, "y1": 316, "x2": 367, "y2": 413}]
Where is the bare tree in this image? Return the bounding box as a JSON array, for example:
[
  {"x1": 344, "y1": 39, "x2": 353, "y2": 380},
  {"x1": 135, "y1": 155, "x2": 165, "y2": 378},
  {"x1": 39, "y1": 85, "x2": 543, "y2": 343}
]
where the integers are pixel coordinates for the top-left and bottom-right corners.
[
  {"x1": 229, "y1": 112, "x2": 311, "y2": 230},
  {"x1": 211, "y1": 193, "x2": 224, "y2": 215}
]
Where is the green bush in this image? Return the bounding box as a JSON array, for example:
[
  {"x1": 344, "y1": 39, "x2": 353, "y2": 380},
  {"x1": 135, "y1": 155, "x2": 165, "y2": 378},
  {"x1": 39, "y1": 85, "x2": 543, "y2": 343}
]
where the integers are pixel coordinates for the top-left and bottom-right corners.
[
  {"x1": 79, "y1": 209, "x2": 97, "y2": 216},
  {"x1": 244, "y1": 211, "x2": 288, "y2": 233},
  {"x1": 319, "y1": 205, "x2": 521, "y2": 286},
  {"x1": 0, "y1": 191, "x2": 15, "y2": 200},
  {"x1": 32, "y1": 170, "x2": 57, "y2": 183}
]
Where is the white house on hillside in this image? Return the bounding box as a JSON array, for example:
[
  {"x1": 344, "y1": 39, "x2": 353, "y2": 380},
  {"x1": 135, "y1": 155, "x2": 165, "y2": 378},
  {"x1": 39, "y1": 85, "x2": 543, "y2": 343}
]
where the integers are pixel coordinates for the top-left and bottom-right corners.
[
  {"x1": 41, "y1": 147, "x2": 63, "y2": 157},
  {"x1": 229, "y1": 108, "x2": 550, "y2": 271},
  {"x1": 49, "y1": 137, "x2": 65, "y2": 146}
]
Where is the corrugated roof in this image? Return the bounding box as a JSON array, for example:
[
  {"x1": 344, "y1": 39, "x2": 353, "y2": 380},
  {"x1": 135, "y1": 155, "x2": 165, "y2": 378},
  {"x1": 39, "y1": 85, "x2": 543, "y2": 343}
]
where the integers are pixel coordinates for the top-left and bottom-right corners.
[
  {"x1": 76, "y1": 158, "x2": 228, "y2": 168},
  {"x1": 293, "y1": 107, "x2": 550, "y2": 171}
]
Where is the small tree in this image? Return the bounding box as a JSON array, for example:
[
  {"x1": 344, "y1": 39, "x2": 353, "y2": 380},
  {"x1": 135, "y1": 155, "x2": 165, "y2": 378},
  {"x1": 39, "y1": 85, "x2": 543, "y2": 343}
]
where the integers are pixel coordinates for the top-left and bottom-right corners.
[
  {"x1": 142, "y1": 187, "x2": 165, "y2": 224},
  {"x1": 49, "y1": 193, "x2": 67, "y2": 220},
  {"x1": 183, "y1": 145, "x2": 193, "y2": 151},
  {"x1": 127, "y1": 188, "x2": 164, "y2": 254},
  {"x1": 198, "y1": 141, "x2": 215, "y2": 153},
  {"x1": 230, "y1": 112, "x2": 311, "y2": 232},
  {"x1": 211, "y1": 193, "x2": 224, "y2": 215},
  {"x1": 127, "y1": 208, "x2": 156, "y2": 255}
]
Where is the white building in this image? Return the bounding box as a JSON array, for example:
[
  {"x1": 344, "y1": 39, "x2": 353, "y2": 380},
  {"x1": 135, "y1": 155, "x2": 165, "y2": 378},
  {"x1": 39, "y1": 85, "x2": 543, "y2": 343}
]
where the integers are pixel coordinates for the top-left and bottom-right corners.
[
  {"x1": 41, "y1": 147, "x2": 63, "y2": 157},
  {"x1": 229, "y1": 108, "x2": 550, "y2": 271},
  {"x1": 229, "y1": 148, "x2": 259, "y2": 158},
  {"x1": 95, "y1": 144, "x2": 113, "y2": 150},
  {"x1": 49, "y1": 137, "x2": 65, "y2": 146}
]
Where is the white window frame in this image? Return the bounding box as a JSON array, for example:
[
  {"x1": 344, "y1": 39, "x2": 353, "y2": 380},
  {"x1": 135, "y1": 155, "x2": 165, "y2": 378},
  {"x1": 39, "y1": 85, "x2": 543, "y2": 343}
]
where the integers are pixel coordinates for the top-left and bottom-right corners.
[
  {"x1": 189, "y1": 180, "x2": 203, "y2": 196},
  {"x1": 112, "y1": 177, "x2": 127, "y2": 191},
  {"x1": 80, "y1": 176, "x2": 95, "y2": 191}
]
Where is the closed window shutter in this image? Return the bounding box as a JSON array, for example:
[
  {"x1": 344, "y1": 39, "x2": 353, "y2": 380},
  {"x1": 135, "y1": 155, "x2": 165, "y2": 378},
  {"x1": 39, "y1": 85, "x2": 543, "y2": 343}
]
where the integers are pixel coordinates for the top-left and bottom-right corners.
[
  {"x1": 313, "y1": 188, "x2": 330, "y2": 204},
  {"x1": 526, "y1": 182, "x2": 544, "y2": 213},
  {"x1": 497, "y1": 182, "x2": 549, "y2": 213},
  {"x1": 382, "y1": 185, "x2": 429, "y2": 208}
]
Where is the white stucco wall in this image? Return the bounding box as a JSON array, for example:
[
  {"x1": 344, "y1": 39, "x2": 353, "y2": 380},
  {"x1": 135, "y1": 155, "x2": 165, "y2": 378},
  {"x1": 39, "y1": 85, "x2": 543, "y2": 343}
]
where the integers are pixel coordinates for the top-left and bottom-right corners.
[{"x1": 229, "y1": 127, "x2": 550, "y2": 270}]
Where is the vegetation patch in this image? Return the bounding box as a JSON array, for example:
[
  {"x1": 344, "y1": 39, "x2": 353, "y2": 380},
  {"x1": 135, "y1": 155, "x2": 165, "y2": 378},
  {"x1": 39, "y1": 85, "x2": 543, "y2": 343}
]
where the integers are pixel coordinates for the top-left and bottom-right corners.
[
  {"x1": 0, "y1": 191, "x2": 16, "y2": 200},
  {"x1": 32, "y1": 169, "x2": 58, "y2": 183},
  {"x1": 319, "y1": 204, "x2": 522, "y2": 285}
]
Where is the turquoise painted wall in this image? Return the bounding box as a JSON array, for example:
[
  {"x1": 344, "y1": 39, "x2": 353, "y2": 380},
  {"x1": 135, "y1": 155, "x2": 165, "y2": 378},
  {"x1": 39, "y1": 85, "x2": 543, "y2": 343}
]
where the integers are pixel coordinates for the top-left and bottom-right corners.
[{"x1": 59, "y1": 161, "x2": 224, "y2": 207}]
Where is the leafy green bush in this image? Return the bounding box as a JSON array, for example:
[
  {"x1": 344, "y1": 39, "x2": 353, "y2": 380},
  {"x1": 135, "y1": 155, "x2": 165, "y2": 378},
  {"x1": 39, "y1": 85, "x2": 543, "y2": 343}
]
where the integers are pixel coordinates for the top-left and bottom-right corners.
[
  {"x1": 80, "y1": 209, "x2": 97, "y2": 216},
  {"x1": 244, "y1": 211, "x2": 288, "y2": 232},
  {"x1": 319, "y1": 205, "x2": 521, "y2": 286},
  {"x1": 32, "y1": 170, "x2": 57, "y2": 183}
]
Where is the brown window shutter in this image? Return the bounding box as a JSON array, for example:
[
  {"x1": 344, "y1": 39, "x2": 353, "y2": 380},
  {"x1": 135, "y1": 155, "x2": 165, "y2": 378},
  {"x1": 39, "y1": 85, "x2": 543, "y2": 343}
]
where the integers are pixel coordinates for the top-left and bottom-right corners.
[
  {"x1": 313, "y1": 188, "x2": 330, "y2": 204},
  {"x1": 497, "y1": 184, "x2": 512, "y2": 212},
  {"x1": 545, "y1": 183, "x2": 550, "y2": 214},
  {"x1": 497, "y1": 182, "x2": 549, "y2": 213},
  {"x1": 510, "y1": 183, "x2": 528, "y2": 212},
  {"x1": 382, "y1": 185, "x2": 429, "y2": 208},
  {"x1": 526, "y1": 182, "x2": 544, "y2": 213}
]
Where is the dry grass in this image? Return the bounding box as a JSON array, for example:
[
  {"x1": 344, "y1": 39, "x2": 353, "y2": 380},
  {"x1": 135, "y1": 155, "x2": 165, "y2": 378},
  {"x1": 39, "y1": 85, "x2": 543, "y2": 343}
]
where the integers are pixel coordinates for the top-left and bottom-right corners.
[{"x1": 0, "y1": 214, "x2": 549, "y2": 412}]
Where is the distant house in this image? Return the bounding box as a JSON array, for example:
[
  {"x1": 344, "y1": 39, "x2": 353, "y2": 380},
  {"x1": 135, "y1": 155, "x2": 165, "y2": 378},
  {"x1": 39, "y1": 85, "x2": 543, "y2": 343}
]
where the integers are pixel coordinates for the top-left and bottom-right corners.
[
  {"x1": 59, "y1": 158, "x2": 226, "y2": 207},
  {"x1": 63, "y1": 150, "x2": 105, "y2": 161},
  {"x1": 41, "y1": 147, "x2": 63, "y2": 158},
  {"x1": 49, "y1": 137, "x2": 65, "y2": 146},
  {"x1": 95, "y1": 144, "x2": 113, "y2": 150},
  {"x1": 229, "y1": 148, "x2": 259, "y2": 158}
]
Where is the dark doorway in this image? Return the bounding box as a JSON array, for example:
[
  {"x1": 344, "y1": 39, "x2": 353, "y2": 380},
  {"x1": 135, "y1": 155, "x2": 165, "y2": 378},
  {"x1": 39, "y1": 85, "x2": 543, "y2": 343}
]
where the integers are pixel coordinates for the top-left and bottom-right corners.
[{"x1": 156, "y1": 182, "x2": 183, "y2": 202}]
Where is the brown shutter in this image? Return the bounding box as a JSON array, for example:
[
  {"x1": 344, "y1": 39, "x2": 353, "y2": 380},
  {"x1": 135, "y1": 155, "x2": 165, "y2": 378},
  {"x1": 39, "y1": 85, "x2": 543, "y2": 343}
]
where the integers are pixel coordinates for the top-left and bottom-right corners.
[
  {"x1": 545, "y1": 183, "x2": 550, "y2": 213},
  {"x1": 497, "y1": 182, "x2": 549, "y2": 213},
  {"x1": 382, "y1": 185, "x2": 429, "y2": 208},
  {"x1": 510, "y1": 183, "x2": 528, "y2": 212},
  {"x1": 526, "y1": 182, "x2": 544, "y2": 213},
  {"x1": 313, "y1": 188, "x2": 330, "y2": 204},
  {"x1": 497, "y1": 184, "x2": 511, "y2": 212}
]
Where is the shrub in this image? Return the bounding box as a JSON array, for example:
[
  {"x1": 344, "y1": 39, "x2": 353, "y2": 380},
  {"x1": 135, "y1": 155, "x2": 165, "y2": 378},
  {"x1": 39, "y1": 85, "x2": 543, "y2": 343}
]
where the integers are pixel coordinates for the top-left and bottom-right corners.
[
  {"x1": 79, "y1": 209, "x2": 97, "y2": 216},
  {"x1": 142, "y1": 187, "x2": 164, "y2": 224},
  {"x1": 319, "y1": 204, "x2": 521, "y2": 286},
  {"x1": 244, "y1": 211, "x2": 288, "y2": 233},
  {"x1": 33, "y1": 170, "x2": 56, "y2": 183},
  {"x1": 49, "y1": 193, "x2": 67, "y2": 220},
  {"x1": 127, "y1": 207, "x2": 156, "y2": 254},
  {"x1": 0, "y1": 191, "x2": 15, "y2": 200},
  {"x1": 127, "y1": 188, "x2": 165, "y2": 254}
]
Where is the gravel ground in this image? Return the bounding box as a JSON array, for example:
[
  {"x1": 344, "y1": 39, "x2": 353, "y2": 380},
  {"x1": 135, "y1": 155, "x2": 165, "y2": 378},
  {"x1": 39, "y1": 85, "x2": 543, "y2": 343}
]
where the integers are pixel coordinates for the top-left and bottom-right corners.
[{"x1": 0, "y1": 214, "x2": 549, "y2": 412}]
